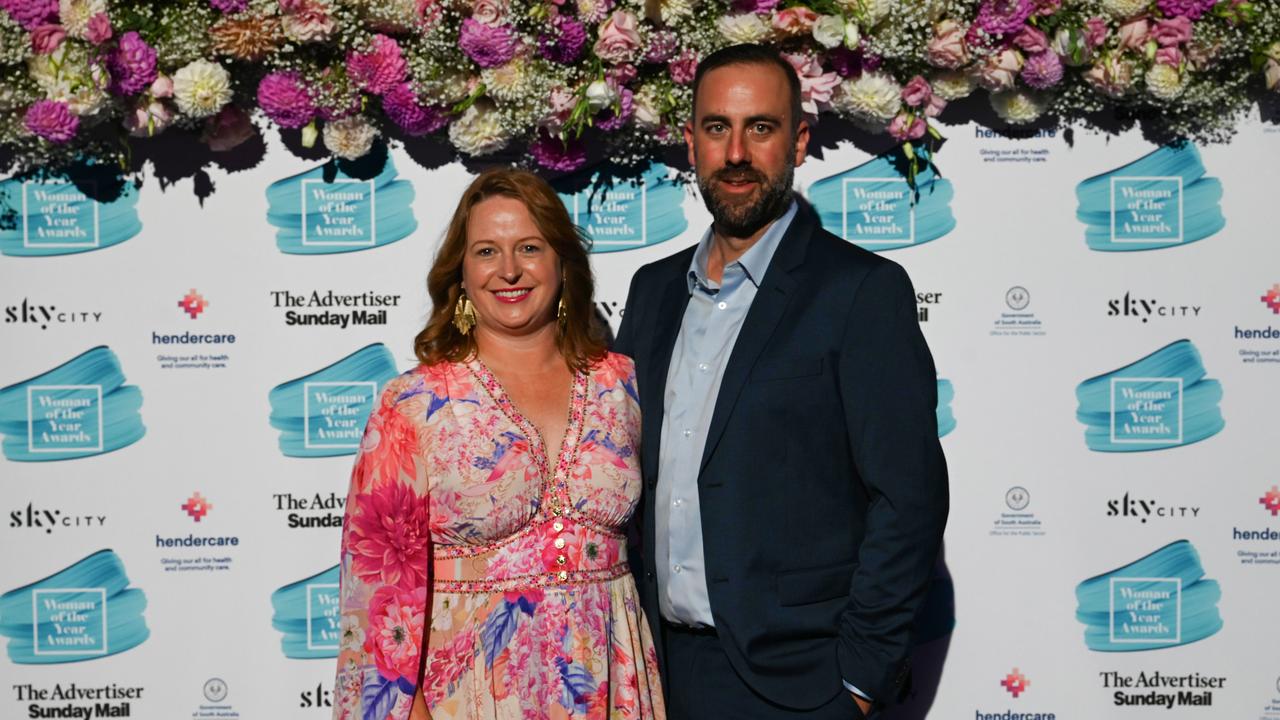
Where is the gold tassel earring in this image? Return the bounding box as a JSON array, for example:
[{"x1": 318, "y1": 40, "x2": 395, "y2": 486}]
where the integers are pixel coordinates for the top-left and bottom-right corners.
[
  {"x1": 556, "y1": 296, "x2": 567, "y2": 332},
  {"x1": 453, "y1": 292, "x2": 476, "y2": 335}
]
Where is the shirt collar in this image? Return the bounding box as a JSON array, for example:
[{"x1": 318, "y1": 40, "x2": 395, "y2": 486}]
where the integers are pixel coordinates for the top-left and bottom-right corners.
[{"x1": 687, "y1": 200, "x2": 798, "y2": 294}]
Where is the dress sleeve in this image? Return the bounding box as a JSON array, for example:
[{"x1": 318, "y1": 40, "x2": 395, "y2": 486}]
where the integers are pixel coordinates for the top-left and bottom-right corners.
[{"x1": 332, "y1": 375, "x2": 432, "y2": 720}]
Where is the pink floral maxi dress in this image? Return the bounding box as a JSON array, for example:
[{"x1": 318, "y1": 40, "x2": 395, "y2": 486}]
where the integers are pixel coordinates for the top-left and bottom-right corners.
[{"x1": 332, "y1": 354, "x2": 665, "y2": 720}]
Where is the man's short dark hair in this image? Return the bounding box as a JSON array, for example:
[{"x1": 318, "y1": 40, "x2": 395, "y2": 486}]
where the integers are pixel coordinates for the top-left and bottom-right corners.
[{"x1": 690, "y1": 44, "x2": 804, "y2": 134}]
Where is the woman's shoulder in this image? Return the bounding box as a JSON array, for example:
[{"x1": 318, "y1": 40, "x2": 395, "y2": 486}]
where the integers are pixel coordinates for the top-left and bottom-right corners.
[
  {"x1": 586, "y1": 351, "x2": 637, "y2": 391},
  {"x1": 380, "y1": 360, "x2": 472, "y2": 405}
]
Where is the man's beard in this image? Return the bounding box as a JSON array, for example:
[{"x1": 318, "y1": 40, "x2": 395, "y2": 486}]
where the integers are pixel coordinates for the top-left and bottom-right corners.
[{"x1": 697, "y1": 160, "x2": 795, "y2": 239}]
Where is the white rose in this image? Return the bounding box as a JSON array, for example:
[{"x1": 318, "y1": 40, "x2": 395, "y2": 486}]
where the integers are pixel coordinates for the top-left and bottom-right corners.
[
  {"x1": 716, "y1": 14, "x2": 771, "y2": 44},
  {"x1": 584, "y1": 79, "x2": 618, "y2": 112},
  {"x1": 835, "y1": 70, "x2": 901, "y2": 123},
  {"x1": 1144, "y1": 63, "x2": 1186, "y2": 101},
  {"x1": 323, "y1": 116, "x2": 379, "y2": 160},
  {"x1": 172, "y1": 59, "x2": 233, "y2": 119},
  {"x1": 448, "y1": 101, "x2": 510, "y2": 155},
  {"x1": 812, "y1": 15, "x2": 845, "y2": 49},
  {"x1": 990, "y1": 90, "x2": 1047, "y2": 125}
]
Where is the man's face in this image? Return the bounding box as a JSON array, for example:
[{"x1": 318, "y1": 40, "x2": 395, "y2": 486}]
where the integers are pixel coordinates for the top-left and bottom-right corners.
[{"x1": 685, "y1": 62, "x2": 809, "y2": 238}]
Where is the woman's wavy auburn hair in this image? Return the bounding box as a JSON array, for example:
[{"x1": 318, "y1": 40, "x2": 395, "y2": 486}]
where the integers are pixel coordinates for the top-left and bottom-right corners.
[{"x1": 414, "y1": 168, "x2": 607, "y2": 372}]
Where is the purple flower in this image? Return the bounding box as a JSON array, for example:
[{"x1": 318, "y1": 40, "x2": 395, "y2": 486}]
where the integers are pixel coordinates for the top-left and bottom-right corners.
[
  {"x1": 826, "y1": 47, "x2": 864, "y2": 78},
  {"x1": 1021, "y1": 50, "x2": 1063, "y2": 89},
  {"x1": 529, "y1": 132, "x2": 586, "y2": 171},
  {"x1": 644, "y1": 30, "x2": 677, "y2": 64},
  {"x1": 459, "y1": 18, "x2": 516, "y2": 68},
  {"x1": 0, "y1": 0, "x2": 57, "y2": 30},
  {"x1": 595, "y1": 87, "x2": 633, "y2": 131},
  {"x1": 1155, "y1": 0, "x2": 1218, "y2": 19},
  {"x1": 539, "y1": 14, "x2": 586, "y2": 64},
  {"x1": 109, "y1": 31, "x2": 158, "y2": 96},
  {"x1": 24, "y1": 100, "x2": 78, "y2": 142},
  {"x1": 209, "y1": 0, "x2": 249, "y2": 12},
  {"x1": 971, "y1": 0, "x2": 1034, "y2": 40},
  {"x1": 381, "y1": 82, "x2": 448, "y2": 136},
  {"x1": 257, "y1": 71, "x2": 316, "y2": 129},
  {"x1": 347, "y1": 34, "x2": 408, "y2": 95}
]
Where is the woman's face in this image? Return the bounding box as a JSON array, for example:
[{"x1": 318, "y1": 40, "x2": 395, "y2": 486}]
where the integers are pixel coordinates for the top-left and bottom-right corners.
[{"x1": 461, "y1": 195, "x2": 563, "y2": 340}]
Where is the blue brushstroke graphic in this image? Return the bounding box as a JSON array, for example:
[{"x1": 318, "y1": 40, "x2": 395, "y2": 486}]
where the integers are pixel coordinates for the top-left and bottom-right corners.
[
  {"x1": 555, "y1": 163, "x2": 688, "y2": 253},
  {"x1": 271, "y1": 565, "x2": 340, "y2": 659},
  {"x1": 1075, "y1": 144, "x2": 1224, "y2": 251},
  {"x1": 0, "y1": 178, "x2": 142, "y2": 256},
  {"x1": 265, "y1": 155, "x2": 416, "y2": 254},
  {"x1": 807, "y1": 151, "x2": 955, "y2": 252},
  {"x1": 0, "y1": 549, "x2": 149, "y2": 663},
  {"x1": 1075, "y1": 339, "x2": 1223, "y2": 452},
  {"x1": 1075, "y1": 540, "x2": 1222, "y2": 651},
  {"x1": 0, "y1": 346, "x2": 145, "y2": 461},
  {"x1": 268, "y1": 343, "x2": 398, "y2": 457},
  {"x1": 936, "y1": 379, "x2": 956, "y2": 438}
]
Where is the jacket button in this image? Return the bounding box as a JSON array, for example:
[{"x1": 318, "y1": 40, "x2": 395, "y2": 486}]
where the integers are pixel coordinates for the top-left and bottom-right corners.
[{"x1": 645, "y1": 571, "x2": 655, "y2": 580}]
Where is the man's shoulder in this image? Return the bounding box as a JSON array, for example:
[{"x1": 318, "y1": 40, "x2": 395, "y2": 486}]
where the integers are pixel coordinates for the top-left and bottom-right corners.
[
  {"x1": 802, "y1": 223, "x2": 902, "y2": 282},
  {"x1": 631, "y1": 243, "x2": 697, "y2": 285}
]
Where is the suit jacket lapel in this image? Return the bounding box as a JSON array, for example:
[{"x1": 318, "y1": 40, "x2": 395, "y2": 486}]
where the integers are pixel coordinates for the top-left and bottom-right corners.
[
  {"x1": 641, "y1": 265, "x2": 692, "y2": 481},
  {"x1": 698, "y1": 211, "x2": 813, "y2": 475}
]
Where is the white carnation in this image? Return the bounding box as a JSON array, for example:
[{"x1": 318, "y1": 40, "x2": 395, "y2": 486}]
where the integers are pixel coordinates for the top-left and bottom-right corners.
[
  {"x1": 837, "y1": 0, "x2": 891, "y2": 25},
  {"x1": 931, "y1": 70, "x2": 976, "y2": 101},
  {"x1": 323, "y1": 116, "x2": 378, "y2": 160},
  {"x1": 1100, "y1": 0, "x2": 1148, "y2": 18},
  {"x1": 480, "y1": 59, "x2": 531, "y2": 103},
  {"x1": 835, "y1": 71, "x2": 901, "y2": 123},
  {"x1": 172, "y1": 60, "x2": 233, "y2": 119},
  {"x1": 990, "y1": 90, "x2": 1048, "y2": 125},
  {"x1": 1144, "y1": 63, "x2": 1187, "y2": 101},
  {"x1": 812, "y1": 15, "x2": 845, "y2": 49},
  {"x1": 660, "y1": 0, "x2": 695, "y2": 24},
  {"x1": 58, "y1": 0, "x2": 106, "y2": 39},
  {"x1": 449, "y1": 101, "x2": 510, "y2": 156},
  {"x1": 717, "y1": 14, "x2": 771, "y2": 44},
  {"x1": 633, "y1": 84, "x2": 663, "y2": 130}
]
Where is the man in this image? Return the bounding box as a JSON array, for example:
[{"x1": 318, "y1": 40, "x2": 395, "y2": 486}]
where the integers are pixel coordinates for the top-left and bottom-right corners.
[{"x1": 613, "y1": 44, "x2": 949, "y2": 719}]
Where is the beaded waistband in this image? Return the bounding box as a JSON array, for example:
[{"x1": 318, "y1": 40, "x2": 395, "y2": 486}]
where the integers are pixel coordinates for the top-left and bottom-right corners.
[{"x1": 431, "y1": 517, "x2": 629, "y2": 594}]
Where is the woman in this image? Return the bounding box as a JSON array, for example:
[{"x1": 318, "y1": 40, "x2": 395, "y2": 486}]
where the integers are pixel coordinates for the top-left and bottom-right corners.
[{"x1": 332, "y1": 168, "x2": 665, "y2": 720}]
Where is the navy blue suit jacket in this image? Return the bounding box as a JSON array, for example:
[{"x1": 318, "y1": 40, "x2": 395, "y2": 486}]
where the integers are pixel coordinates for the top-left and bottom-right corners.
[{"x1": 613, "y1": 202, "x2": 949, "y2": 710}]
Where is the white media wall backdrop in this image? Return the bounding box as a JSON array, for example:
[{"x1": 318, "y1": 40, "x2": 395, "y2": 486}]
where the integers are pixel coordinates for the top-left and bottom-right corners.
[{"x1": 2, "y1": 117, "x2": 1279, "y2": 720}]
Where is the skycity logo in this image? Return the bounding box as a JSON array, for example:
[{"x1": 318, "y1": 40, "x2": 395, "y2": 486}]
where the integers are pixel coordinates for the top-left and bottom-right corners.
[
  {"x1": 182, "y1": 492, "x2": 212, "y2": 522},
  {"x1": 179, "y1": 289, "x2": 208, "y2": 319},
  {"x1": 4, "y1": 299, "x2": 103, "y2": 329},
  {"x1": 1262, "y1": 284, "x2": 1280, "y2": 314},
  {"x1": 1106, "y1": 493, "x2": 1201, "y2": 523},
  {"x1": 1001, "y1": 668, "x2": 1030, "y2": 698},
  {"x1": 1261, "y1": 486, "x2": 1280, "y2": 517},
  {"x1": 1106, "y1": 293, "x2": 1202, "y2": 322},
  {"x1": 9, "y1": 504, "x2": 106, "y2": 533}
]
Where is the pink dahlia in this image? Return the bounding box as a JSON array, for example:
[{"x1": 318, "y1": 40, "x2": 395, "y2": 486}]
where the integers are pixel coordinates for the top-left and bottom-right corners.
[
  {"x1": 529, "y1": 132, "x2": 587, "y2": 172},
  {"x1": 971, "y1": 0, "x2": 1034, "y2": 40},
  {"x1": 345, "y1": 478, "x2": 431, "y2": 590},
  {"x1": 0, "y1": 0, "x2": 56, "y2": 30},
  {"x1": 347, "y1": 34, "x2": 407, "y2": 95},
  {"x1": 1156, "y1": 0, "x2": 1217, "y2": 19},
  {"x1": 365, "y1": 585, "x2": 427, "y2": 683},
  {"x1": 1021, "y1": 50, "x2": 1064, "y2": 88},
  {"x1": 209, "y1": 0, "x2": 249, "y2": 11},
  {"x1": 539, "y1": 14, "x2": 586, "y2": 64},
  {"x1": 257, "y1": 71, "x2": 316, "y2": 129},
  {"x1": 109, "y1": 31, "x2": 158, "y2": 96},
  {"x1": 381, "y1": 82, "x2": 447, "y2": 136},
  {"x1": 24, "y1": 100, "x2": 78, "y2": 142},
  {"x1": 458, "y1": 18, "x2": 516, "y2": 68}
]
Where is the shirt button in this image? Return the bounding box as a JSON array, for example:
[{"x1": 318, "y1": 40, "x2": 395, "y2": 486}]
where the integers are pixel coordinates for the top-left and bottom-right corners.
[
  {"x1": 682, "y1": 428, "x2": 692, "y2": 438},
  {"x1": 557, "y1": 555, "x2": 567, "y2": 565},
  {"x1": 672, "y1": 564, "x2": 683, "y2": 574},
  {"x1": 717, "y1": 301, "x2": 727, "y2": 310},
  {"x1": 554, "y1": 537, "x2": 566, "y2": 549},
  {"x1": 552, "y1": 521, "x2": 564, "y2": 532},
  {"x1": 697, "y1": 363, "x2": 709, "y2": 373},
  {"x1": 672, "y1": 498, "x2": 683, "y2": 508},
  {"x1": 558, "y1": 570, "x2": 568, "y2": 582}
]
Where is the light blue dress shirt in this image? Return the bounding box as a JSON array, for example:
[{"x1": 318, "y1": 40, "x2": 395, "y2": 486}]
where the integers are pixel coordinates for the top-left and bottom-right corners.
[
  {"x1": 653, "y1": 200, "x2": 872, "y2": 704},
  {"x1": 655, "y1": 201, "x2": 797, "y2": 628}
]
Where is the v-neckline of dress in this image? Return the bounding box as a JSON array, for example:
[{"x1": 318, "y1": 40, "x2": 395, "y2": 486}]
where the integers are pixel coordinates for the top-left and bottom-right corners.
[{"x1": 467, "y1": 356, "x2": 590, "y2": 516}]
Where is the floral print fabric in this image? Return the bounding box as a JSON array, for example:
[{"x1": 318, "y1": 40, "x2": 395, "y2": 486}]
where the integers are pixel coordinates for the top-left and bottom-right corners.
[{"x1": 333, "y1": 353, "x2": 664, "y2": 720}]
